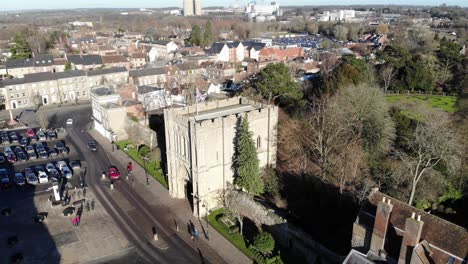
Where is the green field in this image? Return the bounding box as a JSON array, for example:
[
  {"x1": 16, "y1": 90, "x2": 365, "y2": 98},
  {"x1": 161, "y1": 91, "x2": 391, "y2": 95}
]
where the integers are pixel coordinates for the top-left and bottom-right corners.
[{"x1": 386, "y1": 95, "x2": 458, "y2": 113}]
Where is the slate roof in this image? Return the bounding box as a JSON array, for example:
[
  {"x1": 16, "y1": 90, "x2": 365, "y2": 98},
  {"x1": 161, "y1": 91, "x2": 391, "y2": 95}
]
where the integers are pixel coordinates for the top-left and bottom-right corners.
[
  {"x1": 86, "y1": 67, "x2": 127, "y2": 76},
  {"x1": 357, "y1": 190, "x2": 468, "y2": 261},
  {"x1": 6, "y1": 58, "x2": 34, "y2": 69},
  {"x1": 67, "y1": 54, "x2": 103, "y2": 65},
  {"x1": 137, "y1": 85, "x2": 163, "y2": 94},
  {"x1": 66, "y1": 55, "x2": 83, "y2": 65},
  {"x1": 101, "y1": 55, "x2": 128, "y2": 64},
  {"x1": 129, "y1": 67, "x2": 166, "y2": 77},
  {"x1": 242, "y1": 41, "x2": 266, "y2": 50},
  {"x1": 92, "y1": 87, "x2": 114, "y2": 96},
  {"x1": 33, "y1": 55, "x2": 54, "y2": 67},
  {"x1": 209, "y1": 43, "x2": 227, "y2": 54}
]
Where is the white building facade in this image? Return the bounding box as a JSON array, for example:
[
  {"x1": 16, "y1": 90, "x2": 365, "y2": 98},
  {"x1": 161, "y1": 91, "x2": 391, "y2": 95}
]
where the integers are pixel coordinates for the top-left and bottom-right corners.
[{"x1": 164, "y1": 97, "x2": 278, "y2": 217}]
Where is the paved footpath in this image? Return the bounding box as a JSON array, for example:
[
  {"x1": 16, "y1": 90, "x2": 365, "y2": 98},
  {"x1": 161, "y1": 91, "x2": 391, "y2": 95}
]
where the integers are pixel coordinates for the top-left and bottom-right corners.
[{"x1": 89, "y1": 130, "x2": 251, "y2": 264}]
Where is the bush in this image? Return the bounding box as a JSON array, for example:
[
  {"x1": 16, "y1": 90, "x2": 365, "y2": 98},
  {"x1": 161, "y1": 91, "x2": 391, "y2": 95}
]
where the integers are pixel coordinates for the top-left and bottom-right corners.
[
  {"x1": 138, "y1": 145, "x2": 150, "y2": 157},
  {"x1": 152, "y1": 147, "x2": 162, "y2": 162},
  {"x1": 262, "y1": 166, "x2": 282, "y2": 196},
  {"x1": 252, "y1": 232, "x2": 275, "y2": 256}
]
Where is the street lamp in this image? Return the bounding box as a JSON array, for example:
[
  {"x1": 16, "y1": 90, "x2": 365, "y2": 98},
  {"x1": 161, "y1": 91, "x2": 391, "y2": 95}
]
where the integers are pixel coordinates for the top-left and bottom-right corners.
[{"x1": 143, "y1": 156, "x2": 149, "y2": 185}]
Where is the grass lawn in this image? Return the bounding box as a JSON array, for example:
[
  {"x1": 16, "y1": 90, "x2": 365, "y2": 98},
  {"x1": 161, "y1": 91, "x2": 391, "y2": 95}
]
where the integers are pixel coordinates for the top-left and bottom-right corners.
[
  {"x1": 208, "y1": 208, "x2": 253, "y2": 259},
  {"x1": 116, "y1": 140, "x2": 168, "y2": 188},
  {"x1": 386, "y1": 95, "x2": 458, "y2": 113}
]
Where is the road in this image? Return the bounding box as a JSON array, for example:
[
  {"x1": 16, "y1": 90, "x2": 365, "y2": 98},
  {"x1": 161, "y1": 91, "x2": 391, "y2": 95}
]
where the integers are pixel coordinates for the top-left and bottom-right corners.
[{"x1": 49, "y1": 107, "x2": 205, "y2": 263}]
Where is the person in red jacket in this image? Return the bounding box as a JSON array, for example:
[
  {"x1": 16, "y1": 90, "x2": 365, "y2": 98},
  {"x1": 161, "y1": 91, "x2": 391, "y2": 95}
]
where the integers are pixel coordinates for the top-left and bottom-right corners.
[{"x1": 127, "y1": 162, "x2": 133, "y2": 175}]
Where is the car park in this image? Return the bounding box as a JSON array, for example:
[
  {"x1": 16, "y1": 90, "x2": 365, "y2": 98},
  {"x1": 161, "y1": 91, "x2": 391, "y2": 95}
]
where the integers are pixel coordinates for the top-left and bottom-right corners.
[
  {"x1": 25, "y1": 145, "x2": 35, "y2": 153},
  {"x1": 37, "y1": 131, "x2": 47, "y2": 141},
  {"x1": 14, "y1": 146, "x2": 24, "y2": 154},
  {"x1": 37, "y1": 171, "x2": 48, "y2": 184},
  {"x1": 14, "y1": 173, "x2": 26, "y2": 186},
  {"x1": 0, "y1": 169, "x2": 11, "y2": 189},
  {"x1": 25, "y1": 172, "x2": 38, "y2": 185},
  {"x1": 20, "y1": 137, "x2": 29, "y2": 147},
  {"x1": 34, "y1": 142, "x2": 44, "y2": 149},
  {"x1": 4, "y1": 146, "x2": 14, "y2": 154},
  {"x1": 88, "y1": 140, "x2": 97, "y2": 152}
]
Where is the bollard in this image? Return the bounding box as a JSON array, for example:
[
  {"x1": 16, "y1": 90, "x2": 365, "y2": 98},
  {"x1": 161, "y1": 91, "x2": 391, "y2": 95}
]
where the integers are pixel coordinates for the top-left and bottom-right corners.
[{"x1": 176, "y1": 223, "x2": 179, "y2": 232}]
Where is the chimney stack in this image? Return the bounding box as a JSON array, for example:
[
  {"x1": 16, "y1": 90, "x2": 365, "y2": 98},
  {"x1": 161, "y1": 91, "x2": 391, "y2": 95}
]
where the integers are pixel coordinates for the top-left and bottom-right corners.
[
  {"x1": 370, "y1": 196, "x2": 393, "y2": 255},
  {"x1": 398, "y1": 213, "x2": 424, "y2": 264}
]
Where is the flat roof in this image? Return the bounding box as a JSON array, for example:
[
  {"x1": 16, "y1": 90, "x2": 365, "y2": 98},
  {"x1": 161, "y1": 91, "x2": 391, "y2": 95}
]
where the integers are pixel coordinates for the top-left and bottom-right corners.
[{"x1": 184, "y1": 104, "x2": 259, "y2": 122}]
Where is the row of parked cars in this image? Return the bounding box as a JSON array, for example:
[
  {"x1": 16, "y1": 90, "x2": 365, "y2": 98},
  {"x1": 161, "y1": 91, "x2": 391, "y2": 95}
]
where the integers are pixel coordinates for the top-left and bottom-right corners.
[
  {"x1": 0, "y1": 160, "x2": 80, "y2": 188},
  {"x1": 0, "y1": 141, "x2": 69, "y2": 164},
  {"x1": 1, "y1": 128, "x2": 58, "y2": 146}
]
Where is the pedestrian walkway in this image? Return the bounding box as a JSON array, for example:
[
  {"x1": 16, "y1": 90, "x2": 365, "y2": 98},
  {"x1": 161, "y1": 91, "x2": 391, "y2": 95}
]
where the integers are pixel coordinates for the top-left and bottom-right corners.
[{"x1": 89, "y1": 130, "x2": 251, "y2": 264}]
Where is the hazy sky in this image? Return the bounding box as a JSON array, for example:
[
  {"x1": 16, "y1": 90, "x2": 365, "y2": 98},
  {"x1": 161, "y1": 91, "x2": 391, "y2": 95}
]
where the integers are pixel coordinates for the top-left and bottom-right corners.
[{"x1": 0, "y1": 0, "x2": 465, "y2": 11}]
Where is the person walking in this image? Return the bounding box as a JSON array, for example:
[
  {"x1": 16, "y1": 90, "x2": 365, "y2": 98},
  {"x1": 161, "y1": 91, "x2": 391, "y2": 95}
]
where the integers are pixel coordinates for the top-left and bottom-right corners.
[
  {"x1": 194, "y1": 228, "x2": 199, "y2": 241},
  {"x1": 111, "y1": 140, "x2": 115, "y2": 152},
  {"x1": 127, "y1": 162, "x2": 133, "y2": 175}
]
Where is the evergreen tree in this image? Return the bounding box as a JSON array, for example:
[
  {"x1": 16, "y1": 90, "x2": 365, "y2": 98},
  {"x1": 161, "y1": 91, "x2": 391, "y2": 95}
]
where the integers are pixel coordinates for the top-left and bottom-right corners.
[
  {"x1": 203, "y1": 20, "x2": 213, "y2": 47},
  {"x1": 10, "y1": 32, "x2": 32, "y2": 59},
  {"x1": 234, "y1": 116, "x2": 263, "y2": 195},
  {"x1": 188, "y1": 25, "x2": 202, "y2": 46}
]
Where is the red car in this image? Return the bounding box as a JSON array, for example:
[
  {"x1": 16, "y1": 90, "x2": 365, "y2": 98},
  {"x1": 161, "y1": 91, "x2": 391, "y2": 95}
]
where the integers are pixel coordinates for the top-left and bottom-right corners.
[
  {"x1": 108, "y1": 167, "x2": 120, "y2": 180},
  {"x1": 27, "y1": 128, "x2": 35, "y2": 138}
]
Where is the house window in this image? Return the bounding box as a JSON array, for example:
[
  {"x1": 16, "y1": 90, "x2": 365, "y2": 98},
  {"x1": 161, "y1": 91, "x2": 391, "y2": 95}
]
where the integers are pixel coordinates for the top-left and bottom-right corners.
[
  {"x1": 24, "y1": 99, "x2": 28, "y2": 104},
  {"x1": 83, "y1": 91, "x2": 86, "y2": 96},
  {"x1": 18, "y1": 101, "x2": 21, "y2": 105},
  {"x1": 76, "y1": 91, "x2": 80, "y2": 96},
  {"x1": 22, "y1": 93, "x2": 25, "y2": 97},
  {"x1": 256, "y1": 136, "x2": 261, "y2": 149},
  {"x1": 16, "y1": 94, "x2": 20, "y2": 98}
]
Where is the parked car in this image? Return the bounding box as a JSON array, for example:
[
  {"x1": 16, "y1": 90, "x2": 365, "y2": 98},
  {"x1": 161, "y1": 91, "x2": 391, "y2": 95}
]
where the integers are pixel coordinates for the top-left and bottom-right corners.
[
  {"x1": 14, "y1": 172, "x2": 26, "y2": 186},
  {"x1": 27, "y1": 128, "x2": 35, "y2": 138},
  {"x1": 37, "y1": 171, "x2": 48, "y2": 184},
  {"x1": 55, "y1": 141, "x2": 65, "y2": 149},
  {"x1": 37, "y1": 131, "x2": 47, "y2": 141},
  {"x1": 88, "y1": 140, "x2": 97, "y2": 152},
  {"x1": 45, "y1": 163, "x2": 55, "y2": 173},
  {"x1": 34, "y1": 165, "x2": 44, "y2": 173},
  {"x1": 48, "y1": 169, "x2": 61, "y2": 182},
  {"x1": 108, "y1": 166, "x2": 120, "y2": 180},
  {"x1": 34, "y1": 142, "x2": 44, "y2": 149},
  {"x1": 66, "y1": 119, "x2": 73, "y2": 125},
  {"x1": 4, "y1": 146, "x2": 14, "y2": 154},
  {"x1": 14, "y1": 146, "x2": 24, "y2": 154},
  {"x1": 19, "y1": 137, "x2": 29, "y2": 147},
  {"x1": 28, "y1": 152, "x2": 38, "y2": 160},
  {"x1": 7, "y1": 153, "x2": 17, "y2": 164},
  {"x1": 25, "y1": 145, "x2": 34, "y2": 153},
  {"x1": 47, "y1": 130, "x2": 57, "y2": 140},
  {"x1": 0, "y1": 154, "x2": 5, "y2": 165},
  {"x1": 17, "y1": 152, "x2": 28, "y2": 162},
  {"x1": 9, "y1": 132, "x2": 19, "y2": 143},
  {"x1": 25, "y1": 172, "x2": 38, "y2": 185},
  {"x1": 57, "y1": 161, "x2": 72, "y2": 179},
  {"x1": 37, "y1": 148, "x2": 49, "y2": 159},
  {"x1": 70, "y1": 160, "x2": 81, "y2": 170},
  {"x1": 0, "y1": 169, "x2": 11, "y2": 189},
  {"x1": 1, "y1": 135, "x2": 9, "y2": 144},
  {"x1": 58, "y1": 147, "x2": 69, "y2": 156},
  {"x1": 48, "y1": 148, "x2": 58, "y2": 157}
]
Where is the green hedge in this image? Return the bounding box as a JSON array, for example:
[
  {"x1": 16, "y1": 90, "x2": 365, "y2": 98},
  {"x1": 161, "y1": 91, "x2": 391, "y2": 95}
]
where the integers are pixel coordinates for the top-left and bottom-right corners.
[
  {"x1": 116, "y1": 140, "x2": 168, "y2": 188},
  {"x1": 208, "y1": 208, "x2": 283, "y2": 264}
]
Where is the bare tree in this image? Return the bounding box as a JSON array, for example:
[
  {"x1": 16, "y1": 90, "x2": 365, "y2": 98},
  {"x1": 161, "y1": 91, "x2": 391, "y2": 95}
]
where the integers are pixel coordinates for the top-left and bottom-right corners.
[
  {"x1": 380, "y1": 65, "x2": 397, "y2": 92},
  {"x1": 331, "y1": 140, "x2": 367, "y2": 194},
  {"x1": 301, "y1": 97, "x2": 353, "y2": 180},
  {"x1": 38, "y1": 112, "x2": 49, "y2": 129},
  {"x1": 399, "y1": 109, "x2": 462, "y2": 206},
  {"x1": 225, "y1": 188, "x2": 246, "y2": 235}
]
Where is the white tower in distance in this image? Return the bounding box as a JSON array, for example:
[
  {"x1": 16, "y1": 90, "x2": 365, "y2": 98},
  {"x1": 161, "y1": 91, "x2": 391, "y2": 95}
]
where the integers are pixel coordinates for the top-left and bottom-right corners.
[
  {"x1": 194, "y1": 0, "x2": 202, "y2": 16},
  {"x1": 184, "y1": 0, "x2": 194, "y2": 16}
]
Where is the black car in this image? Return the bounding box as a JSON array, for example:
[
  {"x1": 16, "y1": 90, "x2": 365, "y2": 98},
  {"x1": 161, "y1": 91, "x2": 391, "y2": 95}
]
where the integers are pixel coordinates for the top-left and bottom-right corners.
[
  {"x1": 28, "y1": 152, "x2": 38, "y2": 160},
  {"x1": 17, "y1": 152, "x2": 28, "y2": 162},
  {"x1": 0, "y1": 155, "x2": 5, "y2": 164},
  {"x1": 20, "y1": 137, "x2": 29, "y2": 147},
  {"x1": 9, "y1": 132, "x2": 19, "y2": 143},
  {"x1": 55, "y1": 141, "x2": 65, "y2": 149},
  {"x1": 47, "y1": 130, "x2": 57, "y2": 140},
  {"x1": 49, "y1": 169, "x2": 61, "y2": 182},
  {"x1": 37, "y1": 148, "x2": 49, "y2": 159},
  {"x1": 58, "y1": 147, "x2": 69, "y2": 156},
  {"x1": 48, "y1": 148, "x2": 58, "y2": 157},
  {"x1": 88, "y1": 140, "x2": 97, "y2": 152},
  {"x1": 1, "y1": 135, "x2": 10, "y2": 145},
  {"x1": 14, "y1": 146, "x2": 24, "y2": 154}
]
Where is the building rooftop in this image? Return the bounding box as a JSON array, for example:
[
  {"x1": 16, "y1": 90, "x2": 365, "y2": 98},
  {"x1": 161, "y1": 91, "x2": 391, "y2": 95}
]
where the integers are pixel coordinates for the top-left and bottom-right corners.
[
  {"x1": 184, "y1": 103, "x2": 259, "y2": 122},
  {"x1": 92, "y1": 86, "x2": 115, "y2": 96},
  {"x1": 87, "y1": 66, "x2": 127, "y2": 76}
]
